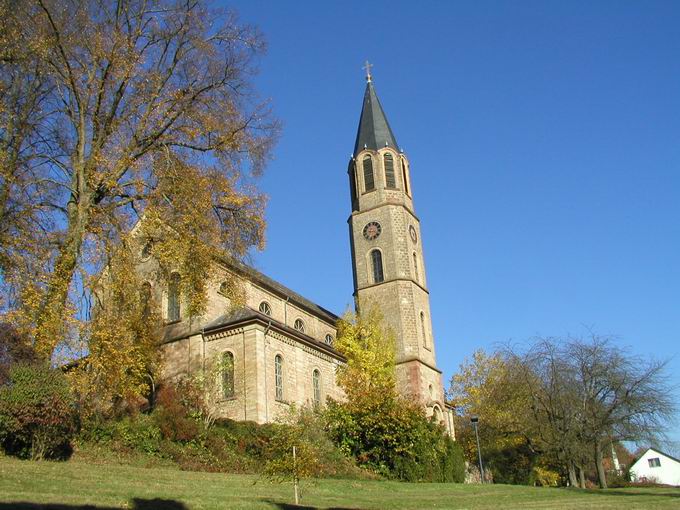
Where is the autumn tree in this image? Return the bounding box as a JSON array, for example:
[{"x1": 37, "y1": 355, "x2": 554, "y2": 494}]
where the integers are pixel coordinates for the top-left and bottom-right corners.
[
  {"x1": 0, "y1": 1, "x2": 54, "y2": 295},
  {"x1": 0, "y1": 0, "x2": 279, "y2": 368},
  {"x1": 450, "y1": 349, "x2": 540, "y2": 484},
  {"x1": 326, "y1": 305, "x2": 464, "y2": 482},
  {"x1": 333, "y1": 305, "x2": 396, "y2": 404}
]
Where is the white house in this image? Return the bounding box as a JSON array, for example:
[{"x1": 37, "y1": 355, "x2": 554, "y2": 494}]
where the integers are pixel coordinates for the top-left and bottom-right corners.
[{"x1": 629, "y1": 448, "x2": 680, "y2": 486}]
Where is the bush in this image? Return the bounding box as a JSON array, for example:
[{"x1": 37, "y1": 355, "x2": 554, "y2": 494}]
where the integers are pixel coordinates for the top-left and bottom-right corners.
[
  {"x1": 115, "y1": 414, "x2": 163, "y2": 455},
  {"x1": 324, "y1": 397, "x2": 465, "y2": 482},
  {"x1": 153, "y1": 383, "x2": 200, "y2": 442},
  {"x1": 0, "y1": 363, "x2": 76, "y2": 460},
  {"x1": 533, "y1": 466, "x2": 560, "y2": 486},
  {"x1": 264, "y1": 407, "x2": 366, "y2": 481}
]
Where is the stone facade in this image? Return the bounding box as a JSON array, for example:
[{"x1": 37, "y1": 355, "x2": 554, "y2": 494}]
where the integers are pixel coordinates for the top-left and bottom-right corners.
[{"x1": 141, "y1": 257, "x2": 345, "y2": 424}]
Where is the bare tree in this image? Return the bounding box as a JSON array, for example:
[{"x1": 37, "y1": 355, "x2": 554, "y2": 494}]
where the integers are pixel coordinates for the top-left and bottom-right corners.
[
  {"x1": 0, "y1": 0, "x2": 279, "y2": 358},
  {"x1": 569, "y1": 335, "x2": 676, "y2": 488},
  {"x1": 509, "y1": 334, "x2": 677, "y2": 489}
]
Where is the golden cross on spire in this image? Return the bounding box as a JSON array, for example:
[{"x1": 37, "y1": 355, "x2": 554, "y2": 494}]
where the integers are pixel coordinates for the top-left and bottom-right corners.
[{"x1": 362, "y1": 60, "x2": 373, "y2": 83}]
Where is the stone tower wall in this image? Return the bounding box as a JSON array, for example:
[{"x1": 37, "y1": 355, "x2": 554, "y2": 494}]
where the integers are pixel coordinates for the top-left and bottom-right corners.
[{"x1": 349, "y1": 145, "x2": 446, "y2": 411}]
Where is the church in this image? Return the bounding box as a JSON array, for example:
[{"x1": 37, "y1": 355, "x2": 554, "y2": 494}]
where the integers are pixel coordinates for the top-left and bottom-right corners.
[{"x1": 149, "y1": 69, "x2": 455, "y2": 436}]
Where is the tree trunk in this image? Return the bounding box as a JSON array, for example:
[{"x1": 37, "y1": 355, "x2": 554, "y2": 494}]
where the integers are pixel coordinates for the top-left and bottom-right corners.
[
  {"x1": 594, "y1": 441, "x2": 607, "y2": 489},
  {"x1": 578, "y1": 465, "x2": 586, "y2": 488},
  {"x1": 35, "y1": 191, "x2": 90, "y2": 358},
  {"x1": 567, "y1": 462, "x2": 578, "y2": 487}
]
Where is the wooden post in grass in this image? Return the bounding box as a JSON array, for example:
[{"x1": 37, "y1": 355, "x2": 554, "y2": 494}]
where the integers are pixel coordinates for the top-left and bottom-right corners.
[{"x1": 293, "y1": 445, "x2": 299, "y2": 505}]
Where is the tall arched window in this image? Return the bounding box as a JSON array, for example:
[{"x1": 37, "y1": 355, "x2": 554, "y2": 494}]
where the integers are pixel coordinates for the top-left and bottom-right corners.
[
  {"x1": 167, "y1": 273, "x2": 181, "y2": 321},
  {"x1": 274, "y1": 354, "x2": 284, "y2": 401},
  {"x1": 312, "y1": 369, "x2": 321, "y2": 406},
  {"x1": 222, "y1": 352, "x2": 235, "y2": 398},
  {"x1": 413, "y1": 252, "x2": 419, "y2": 282},
  {"x1": 363, "y1": 155, "x2": 375, "y2": 192},
  {"x1": 420, "y1": 311, "x2": 428, "y2": 348},
  {"x1": 433, "y1": 405, "x2": 442, "y2": 423},
  {"x1": 371, "y1": 250, "x2": 384, "y2": 283},
  {"x1": 140, "y1": 282, "x2": 152, "y2": 319},
  {"x1": 401, "y1": 158, "x2": 409, "y2": 195},
  {"x1": 349, "y1": 162, "x2": 358, "y2": 201},
  {"x1": 384, "y1": 153, "x2": 396, "y2": 188}
]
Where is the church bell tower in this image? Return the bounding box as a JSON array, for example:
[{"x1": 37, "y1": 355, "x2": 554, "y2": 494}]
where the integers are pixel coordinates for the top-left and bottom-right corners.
[{"x1": 347, "y1": 65, "x2": 450, "y2": 429}]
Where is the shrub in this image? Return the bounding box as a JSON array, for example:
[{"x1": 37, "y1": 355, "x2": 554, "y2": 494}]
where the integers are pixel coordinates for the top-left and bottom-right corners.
[
  {"x1": 264, "y1": 407, "x2": 365, "y2": 481},
  {"x1": 0, "y1": 363, "x2": 76, "y2": 460},
  {"x1": 533, "y1": 466, "x2": 560, "y2": 486},
  {"x1": 324, "y1": 397, "x2": 465, "y2": 482},
  {"x1": 153, "y1": 383, "x2": 200, "y2": 442},
  {"x1": 115, "y1": 414, "x2": 162, "y2": 455}
]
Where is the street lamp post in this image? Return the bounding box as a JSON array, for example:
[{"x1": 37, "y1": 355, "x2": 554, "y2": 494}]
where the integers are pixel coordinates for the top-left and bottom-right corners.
[{"x1": 470, "y1": 415, "x2": 485, "y2": 483}]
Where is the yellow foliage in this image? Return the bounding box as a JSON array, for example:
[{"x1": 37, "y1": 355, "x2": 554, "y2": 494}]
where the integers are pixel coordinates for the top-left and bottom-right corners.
[
  {"x1": 67, "y1": 243, "x2": 161, "y2": 419},
  {"x1": 451, "y1": 349, "x2": 533, "y2": 457},
  {"x1": 334, "y1": 304, "x2": 396, "y2": 405}
]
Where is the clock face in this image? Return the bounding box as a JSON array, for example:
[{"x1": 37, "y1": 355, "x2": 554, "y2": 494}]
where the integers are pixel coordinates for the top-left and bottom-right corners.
[
  {"x1": 409, "y1": 225, "x2": 418, "y2": 243},
  {"x1": 363, "y1": 221, "x2": 382, "y2": 241}
]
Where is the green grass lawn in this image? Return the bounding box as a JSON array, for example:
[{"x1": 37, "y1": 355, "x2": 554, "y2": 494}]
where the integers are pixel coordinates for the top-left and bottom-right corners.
[{"x1": 1, "y1": 456, "x2": 679, "y2": 510}]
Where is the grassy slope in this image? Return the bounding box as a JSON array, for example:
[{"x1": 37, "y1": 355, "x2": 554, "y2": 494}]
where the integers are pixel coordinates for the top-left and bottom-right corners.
[{"x1": 1, "y1": 456, "x2": 679, "y2": 510}]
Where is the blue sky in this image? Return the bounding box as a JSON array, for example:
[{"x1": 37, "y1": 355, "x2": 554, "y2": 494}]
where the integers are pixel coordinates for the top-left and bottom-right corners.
[{"x1": 223, "y1": 1, "x2": 680, "y2": 443}]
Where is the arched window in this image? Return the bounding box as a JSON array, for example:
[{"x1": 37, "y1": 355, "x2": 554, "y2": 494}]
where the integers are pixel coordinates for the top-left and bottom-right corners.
[
  {"x1": 274, "y1": 354, "x2": 284, "y2": 401},
  {"x1": 259, "y1": 301, "x2": 272, "y2": 316},
  {"x1": 428, "y1": 384, "x2": 434, "y2": 400},
  {"x1": 420, "y1": 311, "x2": 428, "y2": 348},
  {"x1": 384, "y1": 153, "x2": 396, "y2": 188},
  {"x1": 167, "y1": 273, "x2": 181, "y2": 322},
  {"x1": 401, "y1": 158, "x2": 409, "y2": 195},
  {"x1": 349, "y1": 162, "x2": 358, "y2": 201},
  {"x1": 141, "y1": 241, "x2": 152, "y2": 260},
  {"x1": 433, "y1": 405, "x2": 442, "y2": 423},
  {"x1": 219, "y1": 281, "x2": 229, "y2": 295},
  {"x1": 371, "y1": 250, "x2": 384, "y2": 284},
  {"x1": 363, "y1": 155, "x2": 375, "y2": 192},
  {"x1": 294, "y1": 318, "x2": 305, "y2": 333},
  {"x1": 325, "y1": 334, "x2": 334, "y2": 346},
  {"x1": 222, "y1": 352, "x2": 235, "y2": 399},
  {"x1": 312, "y1": 369, "x2": 321, "y2": 406},
  {"x1": 413, "y1": 252, "x2": 419, "y2": 282},
  {"x1": 140, "y1": 282, "x2": 152, "y2": 319}
]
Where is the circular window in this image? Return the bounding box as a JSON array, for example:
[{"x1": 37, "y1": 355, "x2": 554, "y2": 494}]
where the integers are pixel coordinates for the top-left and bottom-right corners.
[
  {"x1": 325, "y1": 334, "x2": 334, "y2": 345},
  {"x1": 293, "y1": 318, "x2": 305, "y2": 333},
  {"x1": 219, "y1": 282, "x2": 229, "y2": 295},
  {"x1": 259, "y1": 301, "x2": 272, "y2": 316},
  {"x1": 362, "y1": 221, "x2": 382, "y2": 241}
]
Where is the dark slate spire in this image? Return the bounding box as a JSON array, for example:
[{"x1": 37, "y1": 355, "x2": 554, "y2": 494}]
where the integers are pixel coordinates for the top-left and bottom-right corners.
[{"x1": 353, "y1": 75, "x2": 399, "y2": 156}]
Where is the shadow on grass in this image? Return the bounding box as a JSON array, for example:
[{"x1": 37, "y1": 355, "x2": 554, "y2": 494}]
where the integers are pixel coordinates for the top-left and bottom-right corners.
[
  {"x1": 0, "y1": 498, "x2": 188, "y2": 510},
  {"x1": 574, "y1": 488, "x2": 680, "y2": 498},
  {"x1": 262, "y1": 499, "x2": 365, "y2": 510}
]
